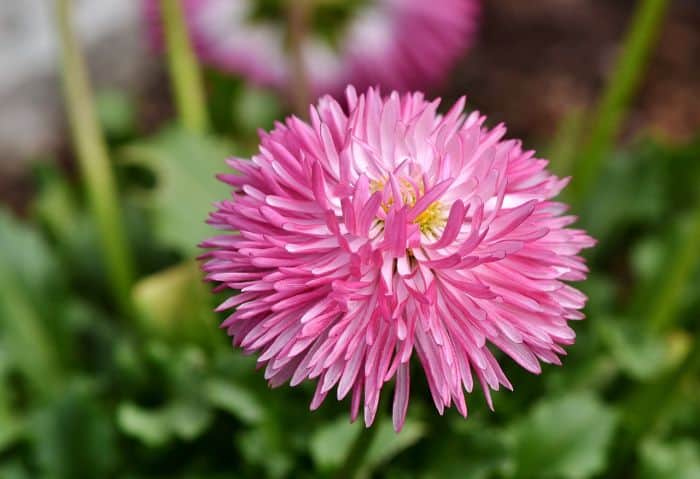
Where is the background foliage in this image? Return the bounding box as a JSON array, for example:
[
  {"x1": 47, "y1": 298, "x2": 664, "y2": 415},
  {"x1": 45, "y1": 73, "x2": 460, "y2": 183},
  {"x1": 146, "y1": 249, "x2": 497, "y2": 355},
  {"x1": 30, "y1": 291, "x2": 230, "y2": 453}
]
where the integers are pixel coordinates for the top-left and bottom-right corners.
[{"x1": 1, "y1": 0, "x2": 699, "y2": 477}]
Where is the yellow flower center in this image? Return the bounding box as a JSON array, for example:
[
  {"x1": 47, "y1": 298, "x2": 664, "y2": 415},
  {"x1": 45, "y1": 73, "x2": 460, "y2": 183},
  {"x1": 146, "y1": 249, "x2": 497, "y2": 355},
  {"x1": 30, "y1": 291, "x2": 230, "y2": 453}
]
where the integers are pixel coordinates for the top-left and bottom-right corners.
[
  {"x1": 370, "y1": 177, "x2": 446, "y2": 235},
  {"x1": 415, "y1": 201, "x2": 445, "y2": 235}
]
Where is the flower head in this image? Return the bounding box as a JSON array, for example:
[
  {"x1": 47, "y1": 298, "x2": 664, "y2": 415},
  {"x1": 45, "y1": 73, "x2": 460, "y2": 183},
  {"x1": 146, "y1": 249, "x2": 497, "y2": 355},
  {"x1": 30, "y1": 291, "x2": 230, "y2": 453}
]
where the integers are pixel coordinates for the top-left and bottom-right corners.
[
  {"x1": 143, "y1": 0, "x2": 479, "y2": 96},
  {"x1": 202, "y1": 87, "x2": 594, "y2": 431}
]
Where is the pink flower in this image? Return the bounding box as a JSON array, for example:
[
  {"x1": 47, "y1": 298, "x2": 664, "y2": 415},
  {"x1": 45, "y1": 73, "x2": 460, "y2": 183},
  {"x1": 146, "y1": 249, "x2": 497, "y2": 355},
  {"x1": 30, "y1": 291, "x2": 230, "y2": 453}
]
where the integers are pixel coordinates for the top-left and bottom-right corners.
[
  {"x1": 201, "y1": 87, "x2": 594, "y2": 431},
  {"x1": 143, "y1": 0, "x2": 479, "y2": 96}
]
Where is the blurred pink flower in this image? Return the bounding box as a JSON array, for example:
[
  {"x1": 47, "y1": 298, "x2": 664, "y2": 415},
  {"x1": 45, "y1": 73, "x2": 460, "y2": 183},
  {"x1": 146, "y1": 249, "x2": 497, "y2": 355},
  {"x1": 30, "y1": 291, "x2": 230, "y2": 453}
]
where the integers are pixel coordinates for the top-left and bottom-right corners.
[
  {"x1": 143, "y1": 0, "x2": 479, "y2": 96},
  {"x1": 201, "y1": 87, "x2": 594, "y2": 431}
]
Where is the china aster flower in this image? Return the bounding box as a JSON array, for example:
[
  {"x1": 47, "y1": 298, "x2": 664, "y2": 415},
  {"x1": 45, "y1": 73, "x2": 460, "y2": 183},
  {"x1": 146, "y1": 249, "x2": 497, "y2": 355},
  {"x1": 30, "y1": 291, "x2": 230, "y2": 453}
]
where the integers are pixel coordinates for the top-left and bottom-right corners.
[
  {"x1": 143, "y1": 0, "x2": 479, "y2": 96},
  {"x1": 201, "y1": 87, "x2": 594, "y2": 431}
]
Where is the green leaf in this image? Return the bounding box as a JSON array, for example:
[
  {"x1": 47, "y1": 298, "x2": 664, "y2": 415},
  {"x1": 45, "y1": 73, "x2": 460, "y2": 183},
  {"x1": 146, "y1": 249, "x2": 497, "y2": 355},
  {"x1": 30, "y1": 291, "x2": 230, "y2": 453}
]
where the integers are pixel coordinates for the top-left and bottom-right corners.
[
  {"x1": 96, "y1": 89, "x2": 136, "y2": 141},
  {"x1": 579, "y1": 138, "x2": 700, "y2": 249},
  {"x1": 309, "y1": 416, "x2": 362, "y2": 471},
  {"x1": 357, "y1": 418, "x2": 426, "y2": 478},
  {"x1": 117, "y1": 403, "x2": 171, "y2": 447},
  {"x1": 31, "y1": 381, "x2": 117, "y2": 479},
  {"x1": 0, "y1": 209, "x2": 59, "y2": 293},
  {"x1": 596, "y1": 316, "x2": 670, "y2": 380},
  {"x1": 232, "y1": 85, "x2": 282, "y2": 136},
  {"x1": 0, "y1": 346, "x2": 23, "y2": 454},
  {"x1": 117, "y1": 400, "x2": 213, "y2": 447},
  {"x1": 0, "y1": 461, "x2": 31, "y2": 479},
  {"x1": 421, "y1": 419, "x2": 509, "y2": 479},
  {"x1": 643, "y1": 208, "x2": 700, "y2": 331},
  {"x1": 121, "y1": 127, "x2": 234, "y2": 256},
  {"x1": 32, "y1": 163, "x2": 81, "y2": 252},
  {"x1": 132, "y1": 260, "x2": 216, "y2": 345},
  {"x1": 168, "y1": 401, "x2": 214, "y2": 440},
  {"x1": 0, "y1": 210, "x2": 62, "y2": 395},
  {"x1": 630, "y1": 237, "x2": 665, "y2": 284},
  {"x1": 0, "y1": 407, "x2": 23, "y2": 455},
  {"x1": 579, "y1": 146, "x2": 665, "y2": 245},
  {"x1": 204, "y1": 378, "x2": 264, "y2": 425},
  {"x1": 238, "y1": 424, "x2": 293, "y2": 479},
  {"x1": 640, "y1": 438, "x2": 700, "y2": 479},
  {"x1": 509, "y1": 393, "x2": 618, "y2": 479}
]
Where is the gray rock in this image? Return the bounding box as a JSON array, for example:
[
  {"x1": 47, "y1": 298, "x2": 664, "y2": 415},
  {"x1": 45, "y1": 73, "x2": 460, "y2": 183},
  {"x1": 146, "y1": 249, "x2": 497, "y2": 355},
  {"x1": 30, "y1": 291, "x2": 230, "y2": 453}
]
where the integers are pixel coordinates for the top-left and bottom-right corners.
[{"x1": 0, "y1": 0, "x2": 158, "y2": 174}]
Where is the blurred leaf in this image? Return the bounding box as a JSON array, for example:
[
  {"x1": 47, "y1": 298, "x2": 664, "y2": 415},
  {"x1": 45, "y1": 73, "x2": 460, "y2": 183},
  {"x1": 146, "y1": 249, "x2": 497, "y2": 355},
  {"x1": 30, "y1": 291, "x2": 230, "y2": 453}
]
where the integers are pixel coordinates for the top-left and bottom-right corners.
[
  {"x1": 0, "y1": 346, "x2": 23, "y2": 454},
  {"x1": 357, "y1": 418, "x2": 426, "y2": 478},
  {"x1": 117, "y1": 403, "x2": 171, "y2": 447},
  {"x1": 232, "y1": 85, "x2": 282, "y2": 135},
  {"x1": 309, "y1": 416, "x2": 362, "y2": 471},
  {"x1": 579, "y1": 146, "x2": 664, "y2": 245},
  {"x1": 642, "y1": 208, "x2": 700, "y2": 332},
  {"x1": 121, "y1": 127, "x2": 233, "y2": 256},
  {"x1": 117, "y1": 400, "x2": 213, "y2": 447},
  {"x1": 32, "y1": 168, "x2": 111, "y2": 293},
  {"x1": 579, "y1": 273, "x2": 617, "y2": 319},
  {"x1": 169, "y1": 401, "x2": 214, "y2": 440},
  {"x1": 581, "y1": 138, "x2": 700, "y2": 248},
  {"x1": 0, "y1": 461, "x2": 31, "y2": 479},
  {"x1": 0, "y1": 210, "x2": 62, "y2": 395},
  {"x1": 640, "y1": 438, "x2": 700, "y2": 479},
  {"x1": 655, "y1": 137, "x2": 700, "y2": 209},
  {"x1": 204, "y1": 378, "x2": 264, "y2": 425},
  {"x1": 118, "y1": 344, "x2": 215, "y2": 447},
  {"x1": 238, "y1": 424, "x2": 293, "y2": 479},
  {"x1": 0, "y1": 209, "x2": 59, "y2": 293},
  {"x1": 509, "y1": 393, "x2": 618, "y2": 479},
  {"x1": 32, "y1": 163, "x2": 80, "y2": 247},
  {"x1": 96, "y1": 89, "x2": 136, "y2": 141},
  {"x1": 132, "y1": 260, "x2": 216, "y2": 345},
  {"x1": 630, "y1": 237, "x2": 665, "y2": 283},
  {"x1": 422, "y1": 419, "x2": 510, "y2": 479},
  {"x1": 596, "y1": 316, "x2": 670, "y2": 380},
  {"x1": 33, "y1": 164, "x2": 176, "y2": 299},
  {"x1": 31, "y1": 381, "x2": 117, "y2": 479},
  {"x1": 0, "y1": 409, "x2": 23, "y2": 455}
]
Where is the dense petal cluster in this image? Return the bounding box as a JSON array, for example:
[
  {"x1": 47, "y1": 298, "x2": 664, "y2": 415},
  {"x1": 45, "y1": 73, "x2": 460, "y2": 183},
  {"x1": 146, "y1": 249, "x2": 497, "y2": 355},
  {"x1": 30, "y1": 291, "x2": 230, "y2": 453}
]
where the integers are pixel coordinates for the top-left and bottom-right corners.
[
  {"x1": 143, "y1": 0, "x2": 479, "y2": 95},
  {"x1": 202, "y1": 87, "x2": 594, "y2": 431}
]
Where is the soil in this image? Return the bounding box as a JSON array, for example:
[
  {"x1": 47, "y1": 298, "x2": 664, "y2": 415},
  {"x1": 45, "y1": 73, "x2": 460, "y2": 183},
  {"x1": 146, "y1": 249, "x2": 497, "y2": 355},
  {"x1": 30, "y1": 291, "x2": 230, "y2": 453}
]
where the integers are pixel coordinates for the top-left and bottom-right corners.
[{"x1": 454, "y1": 0, "x2": 700, "y2": 143}]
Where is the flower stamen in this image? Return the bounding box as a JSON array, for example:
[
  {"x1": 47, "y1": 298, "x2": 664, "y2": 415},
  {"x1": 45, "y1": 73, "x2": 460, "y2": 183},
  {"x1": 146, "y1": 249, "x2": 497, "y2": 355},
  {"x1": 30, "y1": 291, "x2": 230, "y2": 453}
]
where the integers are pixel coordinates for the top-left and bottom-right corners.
[{"x1": 415, "y1": 201, "x2": 446, "y2": 234}]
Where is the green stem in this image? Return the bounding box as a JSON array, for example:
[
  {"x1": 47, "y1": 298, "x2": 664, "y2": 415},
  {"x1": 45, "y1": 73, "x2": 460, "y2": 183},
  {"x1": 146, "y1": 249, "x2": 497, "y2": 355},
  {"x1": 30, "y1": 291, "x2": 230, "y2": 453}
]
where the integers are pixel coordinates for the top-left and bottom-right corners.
[
  {"x1": 547, "y1": 108, "x2": 585, "y2": 178},
  {"x1": 160, "y1": 0, "x2": 209, "y2": 132},
  {"x1": 55, "y1": 0, "x2": 133, "y2": 313},
  {"x1": 572, "y1": 0, "x2": 669, "y2": 203},
  {"x1": 286, "y1": 0, "x2": 313, "y2": 119},
  {"x1": 335, "y1": 423, "x2": 378, "y2": 479},
  {"x1": 647, "y1": 205, "x2": 700, "y2": 332}
]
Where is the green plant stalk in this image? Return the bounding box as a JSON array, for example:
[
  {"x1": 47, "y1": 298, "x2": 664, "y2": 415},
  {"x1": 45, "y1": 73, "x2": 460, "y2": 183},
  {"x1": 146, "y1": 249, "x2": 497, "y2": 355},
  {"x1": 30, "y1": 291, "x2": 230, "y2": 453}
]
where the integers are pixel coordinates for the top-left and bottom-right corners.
[
  {"x1": 286, "y1": 0, "x2": 312, "y2": 119},
  {"x1": 0, "y1": 260, "x2": 61, "y2": 397},
  {"x1": 647, "y1": 205, "x2": 700, "y2": 332},
  {"x1": 572, "y1": 0, "x2": 669, "y2": 203},
  {"x1": 160, "y1": 0, "x2": 209, "y2": 132},
  {"x1": 55, "y1": 0, "x2": 133, "y2": 312},
  {"x1": 546, "y1": 108, "x2": 585, "y2": 178}
]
